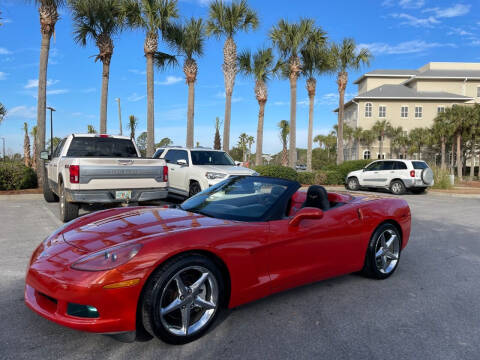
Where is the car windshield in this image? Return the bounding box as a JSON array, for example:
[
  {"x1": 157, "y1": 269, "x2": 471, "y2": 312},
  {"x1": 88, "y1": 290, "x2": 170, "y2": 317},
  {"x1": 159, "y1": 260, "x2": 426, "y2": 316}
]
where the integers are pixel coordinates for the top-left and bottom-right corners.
[
  {"x1": 66, "y1": 137, "x2": 138, "y2": 158},
  {"x1": 190, "y1": 151, "x2": 235, "y2": 166},
  {"x1": 180, "y1": 176, "x2": 294, "y2": 222}
]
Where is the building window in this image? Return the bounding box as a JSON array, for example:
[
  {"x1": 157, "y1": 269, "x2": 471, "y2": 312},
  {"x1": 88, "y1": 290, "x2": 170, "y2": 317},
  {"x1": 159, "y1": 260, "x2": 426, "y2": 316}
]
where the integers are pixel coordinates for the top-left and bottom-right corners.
[
  {"x1": 379, "y1": 105, "x2": 386, "y2": 118},
  {"x1": 401, "y1": 106, "x2": 408, "y2": 118},
  {"x1": 365, "y1": 103, "x2": 372, "y2": 117},
  {"x1": 477, "y1": 87, "x2": 480, "y2": 97},
  {"x1": 363, "y1": 150, "x2": 371, "y2": 160},
  {"x1": 437, "y1": 106, "x2": 445, "y2": 113},
  {"x1": 415, "y1": 106, "x2": 423, "y2": 118},
  {"x1": 377, "y1": 153, "x2": 385, "y2": 159}
]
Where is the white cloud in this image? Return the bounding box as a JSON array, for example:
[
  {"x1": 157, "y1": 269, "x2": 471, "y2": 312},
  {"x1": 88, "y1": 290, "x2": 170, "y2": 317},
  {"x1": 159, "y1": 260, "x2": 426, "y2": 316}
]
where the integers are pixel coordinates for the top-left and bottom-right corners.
[
  {"x1": 0, "y1": 71, "x2": 7, "y2": 80},
  {"x1": 423, "y1": 4, "x2": 470, "y2": 18},
  {"x1": 391, "y1": 13, "x2": 439, "y2": 27},
  {"x1": 129, "y1": 69, "x2": 146, "y2": 75},
  {"x1": 24, "y1": 79, "x2": 59, "y2": 89},
  {"x1": 0, "y1": 47, "x2": 12, "y2": 55},
  {"x1": 47, "y1": 89, "x2": 69, "y2": 95},
  {"x1": 127, "y1": 92, "x2": 146, "y2": 102},
  {"x1": 273, "y1": 101, "x2": 288, "y2": 106},
  {"x1": 358, "y1": 40, "x2": 456, "y2": 55},
  {"x1": 383, "y1": 0, "x2": 425, "y2": 9},
  {"x1": 1, "y1": 18, "x2": 12, "y2": 24},
  {"x1": 448, "y1": 27, "x2": 474, "y2": 37},
  {"x1": 155, "y1": 75, "x2": 183, "y2": 86},
  {"x1": 7, "y1": 106, "x2": 36, "y2": 119},
  {"x1": 215, "y1": 91, "x2": 242, "y2": 103}
]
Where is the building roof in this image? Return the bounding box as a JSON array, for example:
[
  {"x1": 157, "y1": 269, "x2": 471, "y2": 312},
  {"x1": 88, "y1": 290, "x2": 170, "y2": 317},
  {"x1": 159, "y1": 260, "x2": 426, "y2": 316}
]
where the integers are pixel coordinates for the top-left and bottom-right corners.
[
  {"x1": 333, "y1": 84, "x2": 473, "y2": 112},
  {"x1": 353, "y1": 70, "x2": 418, "y2": 84},
  {"x1": 402, "y1": 69, "x2": 480, "y2": 84}
]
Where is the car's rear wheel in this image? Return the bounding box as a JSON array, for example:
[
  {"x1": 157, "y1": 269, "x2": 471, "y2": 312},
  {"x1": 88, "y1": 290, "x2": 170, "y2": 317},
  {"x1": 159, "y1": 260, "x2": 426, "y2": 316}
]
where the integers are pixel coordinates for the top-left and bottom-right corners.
[
  {"x1": 43, "y1": 174, "x2": 59, "y2": 203},
  {"x1": 188, "y1": 181, "x2": 201, "y2": 198},
  {"x1": 390, "y1": 180, "x2": 405, "y2": 195},
  {"x1": 59, "y1": 183, "x2": 79, "y2": 222},
  {"x1": 362, "y1": 223, "x2": 401, "y2": 279},
  {"x1": 346, "y1": 177, "x2": 360, "y2": 191},
  {"x1": 141, "y1": 254, "x2": 224, "y2": 344}
]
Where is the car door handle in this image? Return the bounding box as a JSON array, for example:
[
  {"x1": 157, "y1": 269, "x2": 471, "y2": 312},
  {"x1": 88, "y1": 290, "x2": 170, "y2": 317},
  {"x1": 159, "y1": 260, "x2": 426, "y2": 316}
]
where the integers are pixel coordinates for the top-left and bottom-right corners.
[
  {"x1": 170, "y1": 168, "x2": 175, "y2": 171},
  {"x1": 390, "y1": 171, "x2": 395, "y2": 173}
]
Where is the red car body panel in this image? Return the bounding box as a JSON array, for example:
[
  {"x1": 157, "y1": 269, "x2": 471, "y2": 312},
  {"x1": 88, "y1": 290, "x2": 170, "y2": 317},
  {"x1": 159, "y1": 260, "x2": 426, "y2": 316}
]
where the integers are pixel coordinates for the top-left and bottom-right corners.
[{"x1": 25, "y1": 190, "x2": 411, "y2": 334}]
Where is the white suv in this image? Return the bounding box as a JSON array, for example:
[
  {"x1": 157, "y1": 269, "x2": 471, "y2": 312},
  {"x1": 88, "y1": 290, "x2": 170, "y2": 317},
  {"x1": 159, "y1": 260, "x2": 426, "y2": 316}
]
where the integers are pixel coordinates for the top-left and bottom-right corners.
[
  {"x1": 153, "y1": 147, "x2": 257, "y2": 197},
  {"x1": 345, "y1": 159, "x2": 434, "y2": 195}
]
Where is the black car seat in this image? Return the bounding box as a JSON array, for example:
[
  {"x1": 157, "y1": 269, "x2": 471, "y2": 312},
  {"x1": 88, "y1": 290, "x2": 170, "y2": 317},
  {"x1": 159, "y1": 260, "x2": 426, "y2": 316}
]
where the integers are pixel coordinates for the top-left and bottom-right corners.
[{"x1": 302, "y1": 185, "x2": 330, "y2": 211}]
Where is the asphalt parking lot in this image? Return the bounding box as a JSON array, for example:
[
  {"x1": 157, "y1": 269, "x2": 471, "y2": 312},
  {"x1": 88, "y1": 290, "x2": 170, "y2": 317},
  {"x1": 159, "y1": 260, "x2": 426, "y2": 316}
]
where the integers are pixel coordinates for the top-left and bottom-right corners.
[{"x1": 1, "y1": 192, "x2": 479, "y2": 360}]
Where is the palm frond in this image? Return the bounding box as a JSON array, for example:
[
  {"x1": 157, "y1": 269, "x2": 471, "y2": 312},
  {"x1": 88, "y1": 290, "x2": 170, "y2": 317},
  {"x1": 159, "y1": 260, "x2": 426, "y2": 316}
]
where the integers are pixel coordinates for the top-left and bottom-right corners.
[
  {"x1": 206, "y1": 0, "x2": 258, "y2": 38},
  {"x1": 153, "y1": 51, "x2": 178, "y2": 69},
  {"x1": 0, "y1": 102, "x2": 6, "y2": 123},
  {"x1": 177, "y1": 17, "x2": 205, "y2": 59}
]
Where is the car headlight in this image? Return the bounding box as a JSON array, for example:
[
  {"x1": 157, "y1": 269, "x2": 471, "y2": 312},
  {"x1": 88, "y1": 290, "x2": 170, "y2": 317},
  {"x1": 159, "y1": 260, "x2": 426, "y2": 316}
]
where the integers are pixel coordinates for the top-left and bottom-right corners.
[
  {"x1": 205, "y1": 172, "x2": 227, "y2": 180},
  {"x1": 71, "y1": 243, "x2": 142, "y2": 271}
]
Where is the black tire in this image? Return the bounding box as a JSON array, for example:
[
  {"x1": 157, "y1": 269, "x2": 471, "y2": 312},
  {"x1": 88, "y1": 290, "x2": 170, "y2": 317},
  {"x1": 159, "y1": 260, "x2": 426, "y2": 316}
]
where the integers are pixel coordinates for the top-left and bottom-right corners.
[
  {"x1": 43, "y1": 175, "x2": 59, "y2": 203},
  {"x1": 362, "y1": 223, "x2": 402, "y2": 280},
  {"x1": 188, "y1": 181, "x2": 202, "y2": 198},
  {"x1": 141, "y1": 253, "x2": 225, "y2": 345},
  {"x1": 59, "y1": 183, "x2": 79, "y2": 222},
  {"x1": 411, "y1": 188, "x2": 426, "y2": 194},
  {"x1": 389, "y1": 180, "x2": 405, "y2": 195},
  {"x1": 346, "y1": 177, "x2": 360, "y2": 191}
]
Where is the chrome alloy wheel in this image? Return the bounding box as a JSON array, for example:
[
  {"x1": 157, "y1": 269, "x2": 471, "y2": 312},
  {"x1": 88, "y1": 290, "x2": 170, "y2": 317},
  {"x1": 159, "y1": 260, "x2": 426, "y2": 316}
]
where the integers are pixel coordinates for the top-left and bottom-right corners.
[
  {"x1": 391, "y1": 182, "x2": 403, "y2": 194},
  {"x1": 159, "y1": 266, "x2": 219, "y2": 337},
  {"x1": 374, "y1": 229, "x2": 400, "y2": 274}
]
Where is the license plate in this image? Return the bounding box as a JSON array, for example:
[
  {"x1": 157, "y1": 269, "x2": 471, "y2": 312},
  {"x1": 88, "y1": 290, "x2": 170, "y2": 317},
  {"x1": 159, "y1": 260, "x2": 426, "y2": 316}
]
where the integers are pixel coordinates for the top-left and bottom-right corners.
[{"x1": 115, "y1": 190, "x2": 132, "y2": 200}]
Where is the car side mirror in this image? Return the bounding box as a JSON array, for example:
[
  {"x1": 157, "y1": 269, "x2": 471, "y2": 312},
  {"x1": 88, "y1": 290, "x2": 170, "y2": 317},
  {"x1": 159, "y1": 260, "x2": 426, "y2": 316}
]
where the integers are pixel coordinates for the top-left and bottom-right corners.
[
  {"x1": 289, "y1": 207, "x2": 324, "y2": 227},
  {"x1": 40, "y1": 151, "x2": 51, "y2": 160},
  {"x1": 177, "y1": 159, "x2": 187, "y2": 166}
]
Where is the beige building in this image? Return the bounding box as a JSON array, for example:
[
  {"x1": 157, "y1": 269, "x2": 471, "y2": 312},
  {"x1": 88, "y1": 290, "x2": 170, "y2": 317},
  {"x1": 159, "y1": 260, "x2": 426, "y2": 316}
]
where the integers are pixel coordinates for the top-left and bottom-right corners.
[{"x1": 336, "y1": 62, "x2": 480, "y2": 161}]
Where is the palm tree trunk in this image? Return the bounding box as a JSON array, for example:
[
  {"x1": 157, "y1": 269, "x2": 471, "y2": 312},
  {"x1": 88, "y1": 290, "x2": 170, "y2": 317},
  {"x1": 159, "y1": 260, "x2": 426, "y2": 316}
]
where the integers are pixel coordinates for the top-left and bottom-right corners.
[
  {"x1": 36, "y1": 31, "x2": 51, "y2": 186},
  {"x1": 379, "y1": 136, "x2": 383, "y2": 159},
  {"x1": 255, "y1": 100, "x2": 265, "y2": 166},
  {"x1": 146, "y1": 54, "x2": 154, "y2": 157},
  {"x1": 186, "y1": 81, "x2": 195, "y2": 148},
  {"x1": 356, "y1": 140, "x2": 361, "y2": 160},
  {"x1": 470, "y1": 144, "x2": 475, "y2": 180},
  {"x1": 100, "y1": 59, "x2": 110, "y2": 134},
  {"x1": 307, "y1": 93, "x2": 314, "y2": 171},
  {"x1": 457, "y1": 133, "x2": 462, "y2": 179},
  {"x1": 223, "y1": 93, "x2": 232, "y2": 152},
  {"x1": 289, "y1": 76, "x2": 297, "y2": 168},
  {"x1": 336, "y1": 72, "x2": 347, "y2": 165},
  {"x1": 441, "y1": 136, "x2": 446, "y2": 170},
  {"x1": 451, "y1": 142, "x2": 455, "y2": 169}
]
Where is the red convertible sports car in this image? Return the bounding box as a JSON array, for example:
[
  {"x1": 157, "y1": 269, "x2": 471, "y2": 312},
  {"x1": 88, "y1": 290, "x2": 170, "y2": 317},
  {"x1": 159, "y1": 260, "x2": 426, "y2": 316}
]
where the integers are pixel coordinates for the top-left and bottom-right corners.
[{"x1": 25, "y1": 176, "x2": 411, "y2": 344}]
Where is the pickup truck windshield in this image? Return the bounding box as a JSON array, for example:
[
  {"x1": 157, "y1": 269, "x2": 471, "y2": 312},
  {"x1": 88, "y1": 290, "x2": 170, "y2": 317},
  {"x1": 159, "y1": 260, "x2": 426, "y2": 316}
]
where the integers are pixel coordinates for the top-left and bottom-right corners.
[
  {"x1": 191, "y1": 151, "x2": 235, "y2": 166},
  {"x1": 66, "y1": 137, "x2": 139, "y2": 158}
]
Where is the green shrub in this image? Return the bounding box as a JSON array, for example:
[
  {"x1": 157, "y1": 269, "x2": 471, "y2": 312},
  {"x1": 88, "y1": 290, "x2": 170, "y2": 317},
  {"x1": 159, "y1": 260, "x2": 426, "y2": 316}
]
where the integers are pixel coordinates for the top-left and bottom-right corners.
[
  {"x1": 431, "y1": 166, "x2": 453, "y2": 189},
  {"x1": 0, "y1": 162, "x2": 38, "y2": 190},
  {"x1": 314, "y1": 171, "x2": 328, "y2": 185},
  {"x1": 297, "y1": 172, "x2": 315, "y2": 185},
  {"x1": 254, "y1": 165, "x2": 298, "y2": 181},
  {"x1": 319, "y1": 160, "x2": 372, "y2": 185},
  {"x1": 325, "y1": 170, "x2": 344, "y2": 185}
]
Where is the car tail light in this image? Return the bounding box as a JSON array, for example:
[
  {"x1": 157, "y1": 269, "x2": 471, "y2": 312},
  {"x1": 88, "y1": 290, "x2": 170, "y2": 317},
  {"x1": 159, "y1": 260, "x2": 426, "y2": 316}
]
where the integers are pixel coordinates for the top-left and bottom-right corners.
[
  {"x1": 69, "y1": 165, "x2": 80, "y2": 183},
  {"x1": 410, "y1": 170, "x2": 415, "y2": 177},
  {"x1": 71, "y1": 243, "x2": 142, "y2": 271},
  {"x1": 99, "y1": 134, "x2": 110, "y2": 138},
  {"x1": 163, "y1": 166, "x2": 168, "y2": 182}
]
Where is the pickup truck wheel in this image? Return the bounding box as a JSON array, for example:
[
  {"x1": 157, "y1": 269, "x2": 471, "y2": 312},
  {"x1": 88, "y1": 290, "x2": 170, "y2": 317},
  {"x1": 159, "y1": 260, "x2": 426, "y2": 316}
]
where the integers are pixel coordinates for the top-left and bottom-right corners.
[
  {"x1": 189, "y1": 182, "x2": 202, "y2": 198},
  {"x1": 43, "y1": 176, "x2": 59, "y2": 203},
  {"x1": 59, "y1": 184, "x2": 79, "y2": 222}
]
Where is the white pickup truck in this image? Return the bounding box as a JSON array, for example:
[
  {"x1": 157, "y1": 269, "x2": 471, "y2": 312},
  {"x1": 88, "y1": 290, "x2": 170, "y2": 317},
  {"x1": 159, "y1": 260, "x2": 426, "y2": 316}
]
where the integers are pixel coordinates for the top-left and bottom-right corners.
[{"x1": 41, "y1": 134, "x2": 168, "y2": 222}]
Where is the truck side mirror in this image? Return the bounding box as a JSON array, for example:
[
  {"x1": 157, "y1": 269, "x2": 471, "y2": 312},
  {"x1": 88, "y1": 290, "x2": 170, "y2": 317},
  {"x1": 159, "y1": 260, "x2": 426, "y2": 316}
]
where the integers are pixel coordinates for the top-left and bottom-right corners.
[{"x1": 40, "y1": 151, "x2": 51, "y2": 160}]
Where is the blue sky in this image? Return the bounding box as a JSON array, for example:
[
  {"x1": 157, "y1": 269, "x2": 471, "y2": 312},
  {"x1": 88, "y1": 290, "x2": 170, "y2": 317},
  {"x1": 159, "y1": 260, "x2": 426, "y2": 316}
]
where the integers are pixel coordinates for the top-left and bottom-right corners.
[{"x1": 0, "y1": 0, "x2": 479, "y2": 155}]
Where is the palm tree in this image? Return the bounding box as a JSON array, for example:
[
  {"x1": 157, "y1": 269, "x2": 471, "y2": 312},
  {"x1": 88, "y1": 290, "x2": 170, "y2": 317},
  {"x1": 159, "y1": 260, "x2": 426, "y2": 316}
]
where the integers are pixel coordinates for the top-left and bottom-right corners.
[
  {"x1": 408, "y1": 128, "x2": 429, "y2": 160},
  {"x1": 238, "y1": 48, "x2": 275, "y2": 166},
  {"x1": 214, "y1": 117, "x2": 221, "y2": 150},
  {"x1": 433, "y1": 109, "x2": 453, "y2": 169},
  {"x1": 32, "y1": 0, "x2": 65, "y2": 186},
  {"x1": 127, "y1": 115, "x2": 138, "y2": 139},
  {"x1": 330, "y1": 38, "x2": 371, "y2": 164},
  {"x1": 388, "y1": 126, "x2": 404, "y2": 159},
  {"x1": 123, "y1": 0, "x2": 179, "y2": 156},
  {"x1": 23, "y1": 122, "x2": 31, "y2": 167},
  {"x1": 237, "y1": 132, "x2": 249, "y2": 162},
  {"x1": 177, "y1": 17, "x2": 205, "y2": 148},
  {"x1": 300, "y1": 27, "x2": 328, "y2": 170},
  {"x1": 360, "y1": 129, "x2": 376, "y2": 159},
  {"x1": 450, "y1": 105, "x2": 471, "y2": 178},
  {"x1": 87, "y1": 124, "x2": 97, "y2": 134},
  {"x1": 372, "y1": 119, "x2": 391, "y2": 159},
  {"x1": 270, "y1": 18, "x2": 316, "y2": 168},
  {"x1": 352, "y1": 126, "x2": 363, "y2": 160},
  {"x1": 278, "y1": 120, "x2": 289, "y2": 166},
  {"x1": 30, "y1": 126, "x2": 37, "y2": 170},
  {"x1": 0, "y1": 102, "x2": 6, "y2": 124},
  {"x1": 246, "y1": 135, "x2": 254, "y2": 163},
  {"x1": 207, "y1": 0, "x2": 259, "y2": 153},
  {"x1": 70, "y1": 0, "x2": 124, "y2": 134}
]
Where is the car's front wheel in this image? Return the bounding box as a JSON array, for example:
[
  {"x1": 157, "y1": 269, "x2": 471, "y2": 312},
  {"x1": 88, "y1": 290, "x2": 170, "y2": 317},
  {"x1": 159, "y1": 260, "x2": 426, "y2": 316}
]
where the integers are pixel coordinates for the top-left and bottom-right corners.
[
  {"x1": 141, "y1": 254, "x2": 225, "y2": 344},
  {"x1": 188, "y1": 181, "x2": 202, "y2": 198},
  {"x1": 362, "y1": 223, "x2": 401, "y2": 279},
  {"x1": 346, "y1": 177, "x2": 360, "y2": 191}
]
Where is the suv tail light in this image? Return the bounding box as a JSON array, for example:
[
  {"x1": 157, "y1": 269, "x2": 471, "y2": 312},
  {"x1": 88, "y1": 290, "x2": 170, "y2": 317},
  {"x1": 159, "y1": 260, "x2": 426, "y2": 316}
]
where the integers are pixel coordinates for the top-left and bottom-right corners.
[
  {"x1": 98, "y1": 134, "x2": 110, "y2": 138},
  {"x1": 70, "y1": 165, "x2": 80, "y2": 183},
  {"x1": 410, "y1": 170, "x2": 415, "y2": 177},
  {"x1": 163, "y1": 166, "x2": 168, "y2": 182}
]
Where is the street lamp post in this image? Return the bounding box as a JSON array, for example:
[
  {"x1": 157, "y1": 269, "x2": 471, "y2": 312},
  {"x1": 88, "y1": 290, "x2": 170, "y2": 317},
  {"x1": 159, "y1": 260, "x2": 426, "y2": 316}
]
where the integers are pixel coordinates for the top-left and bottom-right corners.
[
  {"x1": 1, "y1": 137, "x2": 5, "y2": 162},
  {"x1": 46, "y1": 106, "x2": 55, "y2": 157},
  {"x1": 115, "y1": 98, "x2": 122, "y2": 136}
]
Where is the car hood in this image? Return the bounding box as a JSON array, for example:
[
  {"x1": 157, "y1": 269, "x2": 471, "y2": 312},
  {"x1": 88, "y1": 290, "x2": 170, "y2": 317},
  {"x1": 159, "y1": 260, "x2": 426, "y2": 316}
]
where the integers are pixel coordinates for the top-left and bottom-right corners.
[
  {"x1": 60, "y1": 207, "x2": 233, "y2": 253},
  {"x1": 194, "y1": 165, "x2": 256, "y2": 176},
  {"x1": 348, "y1": 169, "x2": 363, "y2": 177}
]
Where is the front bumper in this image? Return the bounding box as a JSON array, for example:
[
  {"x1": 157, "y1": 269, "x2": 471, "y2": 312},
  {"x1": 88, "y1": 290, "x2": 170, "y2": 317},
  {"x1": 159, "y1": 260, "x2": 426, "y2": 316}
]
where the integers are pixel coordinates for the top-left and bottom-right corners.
[{"x1": 65, "y1": 187, "x2": 168, "y2": 203}]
